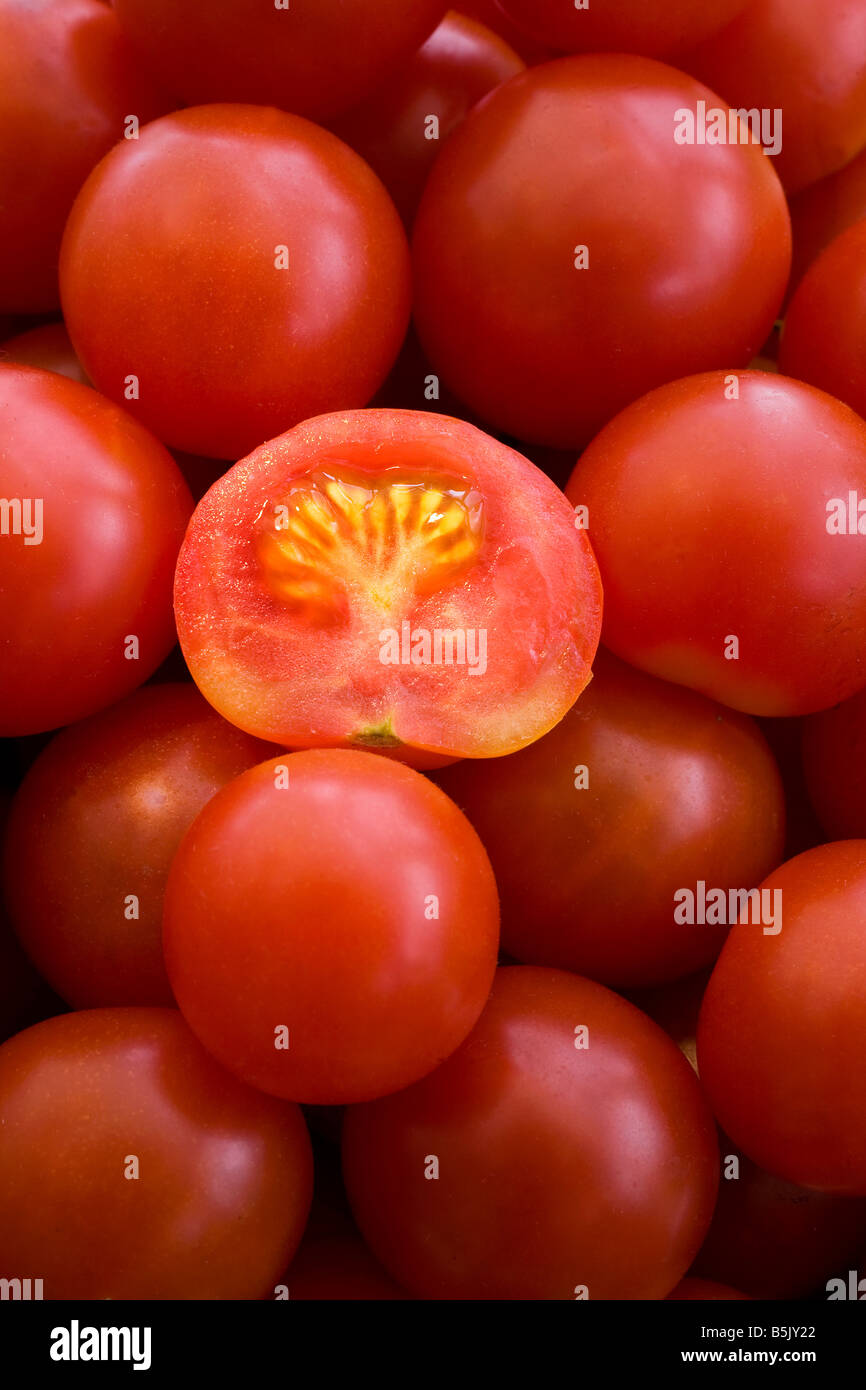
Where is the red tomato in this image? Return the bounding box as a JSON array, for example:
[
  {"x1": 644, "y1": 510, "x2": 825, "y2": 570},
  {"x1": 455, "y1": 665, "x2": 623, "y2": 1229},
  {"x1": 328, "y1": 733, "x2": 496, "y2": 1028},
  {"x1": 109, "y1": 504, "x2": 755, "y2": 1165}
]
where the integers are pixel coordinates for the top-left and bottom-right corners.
[
  {"x1": 436, "y1": 651, "x2": 785, "y2": 988},
  {"x1": 0, "y1": 322, "x2": 88, "y2": 383},
  {"x1": 698, "y1": 842, "x2": 866, "y2": 1194},
  {"x1": 788, "y1": 146, "x2": 866, "y2": 296},
  {"x1": 0, "y1": 366, "x2": 192, "y2": 737},
  {"x1": 112, "y1": 0, "x2": 446, "y2": 120},
  {"x1": 779, "y1": 222, "x2": 866, "y2": 422},
  {"x1": 681, "y1": 0, "x2": 866, "y2": 194},
  {"x1": 0, "y1": 1008, "x2": 313, "y2": 1298},
  {"x1": 802, "y1": 687, "x2": 866, "y2": 839},
  {"x1": 330, "y1": 12, "x2": 524, "y2": 225},
  {"x1": 173, "y1": 409, "x2": 601, "y2": 762},
  {"x1": 342, "y1": 966, "x2": 719, "y2": 1299},
  {"x1": 412, "y1": 55, "x2": 790, "y2": 448},
  {"x1": 495, "y1": 0, "x2": 749, "y2": 57},
  {"x1": 570, "y1": 371, "x2": 866, "y2": 716},
  {"x1": 692, "y1": 1132, "x2": 866, "y2": 1299},
  {"x1": 667, "y1": 1277, "x2": 750, "y2": 1301},
  {"x1": 163, "y1": 751, "x2": 500, "y2": 1105},
  {"x1": 0, "y1": 0, "x2": 170, "y2": 312},
  {"x1": 458, "y1": 1, "x2": 555, "y2": 63},
  {"x1": 283, "y1": 1154, "x2": 409, "y2": 1301},
  {"x1": 60, "y1": 106, "x2": 411, "y2": 459},
  {"x1": 2, "y1": 685, "x2": 277, "y2": 1008}
]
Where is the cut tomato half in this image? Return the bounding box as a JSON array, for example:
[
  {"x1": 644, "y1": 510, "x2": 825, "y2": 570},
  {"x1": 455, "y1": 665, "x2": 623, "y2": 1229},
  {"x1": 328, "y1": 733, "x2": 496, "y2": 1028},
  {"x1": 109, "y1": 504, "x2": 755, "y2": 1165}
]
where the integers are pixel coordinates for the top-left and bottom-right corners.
[{"x1": 174, "y1": 410, "x2": 602, "y2": 760}]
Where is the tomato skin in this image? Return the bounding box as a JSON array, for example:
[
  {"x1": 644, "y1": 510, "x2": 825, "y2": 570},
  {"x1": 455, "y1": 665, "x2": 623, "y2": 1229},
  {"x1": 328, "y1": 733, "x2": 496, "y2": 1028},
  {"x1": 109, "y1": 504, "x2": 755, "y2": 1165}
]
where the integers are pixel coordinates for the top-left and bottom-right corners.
[
  {"x1": 436, "y1": 651, "x2": 785, "y2": 988},
  {"x1": 681, "y1": 0, "x2": 866, "y2": 195},
  {"x1": 698, "y1": 842, "x2": 866, "y2": 1195},
  {"x1": 2, "y1": 685, "x2": 278, "y2": 1009},
  {"x1": 802, "y1": 688, "x2": 866, "y2": 839},
  {"x1": 112, "y1": 0, "x2": 447, "y2": 120},
  {"x1": 174, "y1": 408, "x2": 601, "y2": 761},
  {"x1": 342, "y1": 966, "x2": 719, "y2": 1300},
  {"x1": 412, "y1": 55, "x2": 790, "y2": 448},
  {"x1": 0, "y1": 366, "x2": 193, "y2": 737},
  {"x1": 779, "y1": 222, "x2": 866, "y2": 422},
  {"x1": 60, "y1": 105, "x2": 411, "y2": 459},
  {"x1": 0, "y1": 1008, "x2": 313, "y2": 1299},
  {"x1": 570, "y1": 371, "x2": 866, "y2": 717},
  {"x1": 0, "y1": 0, "x2": 171, "y2": 313},
  {"x1": 458, "y1": 1, "x2": 555, "y2": 63},
  {"x1": 788, "y1": 147, "x2": 866, "y2": 297},
  {"x1": 495, "y1": 0, "x2": 749, "y2": 57},
  {"x1": 330, "y1": 12, "x2": 524, "y2": 226},
  {"x1": 692, "y1": 1133, "x2": 866, "y2": 1299},
  {"x1": 0, "y1": 322, "x2": 88, "y2": 383},
  {"x1": 163, "y1": 750, "x2": 500, "y2": 1105}
]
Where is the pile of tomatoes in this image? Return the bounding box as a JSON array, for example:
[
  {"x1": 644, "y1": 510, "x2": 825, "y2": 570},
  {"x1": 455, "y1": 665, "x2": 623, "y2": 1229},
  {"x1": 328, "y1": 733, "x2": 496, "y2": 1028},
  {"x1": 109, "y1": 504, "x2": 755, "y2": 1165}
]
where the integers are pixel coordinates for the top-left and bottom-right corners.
[{"x1": 3, "y1": 0, "x2": 866, "y2": 1305}]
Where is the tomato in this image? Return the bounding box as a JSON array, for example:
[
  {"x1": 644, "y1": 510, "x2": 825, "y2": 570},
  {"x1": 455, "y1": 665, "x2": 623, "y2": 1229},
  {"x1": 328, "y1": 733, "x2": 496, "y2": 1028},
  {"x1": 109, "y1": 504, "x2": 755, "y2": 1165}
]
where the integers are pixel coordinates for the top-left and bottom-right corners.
[
  {"x1": 681, "y1": 0, "x2": 866, "y2": 195},
  {"x1": 458, "y1": 1, "x2": 555, "y2": 63},
  {"x1": 163, "y1": 750, "x2": 500, "y2": 1105},
  {"x1": 436, "y1": 651, "x2": 785, "y2": 988},
  {"x1": 0, "y1": 322, "x2": 88, "y2": 383},
  {"x1": 0, "y1": 1008, "x2": 313, "y2": 1299},
  {"x1": 0, "y1": 0, "x2": 170, "y2": 313},
  {"x1": 412, "y1": 55, "x2": 790, "y2": 448},
  {"x1": 342, "y1": 966, "x2": 718, "y2": 1299},
  {"x1": 691, "y1": 1132, "x2": 866, "y2": 1299},
  {"x1": 802, "y1": 687, "x2": 866, "y2": 839},
  {"x1": 570, "y1": 371, "x2": 866, "y2": 716},
  {"x1": 667, "y1": 1278, "x2": 749, "y2": 1301},
  {"x1": 330, "y1": 12, "x2": 524, "y2": 226},
  {"x1": 788, "y1": 146, "x2": 866, "y2": 297},
  {"x1": 174, "y1": 409, "x2": 601, "y2": 762},
  {"x1": 2, "y1": 685, "x2": 277, "y2": 1009},
  {"x1": 0, "y1": 365, "x2": 192, "y2": 737},
  {"x1": 495, "y1": 0, "x2": 749, "y2": 57},
  {"x1": 756, "y1": 715, "x2": 825, "y2": 859},
  {"x1": 112, "y1": 0, "x2": 446, "y2": 120},
  {"x1": 283, "y1": 1152, "x2": 409, "y2": 1301},
  {"x1": 779, "y1": 222, "x2": 866, "y2": 423},
  {"x1": 698, "y1": 842, "x2": 866, "y2": 1194},
  {"x1": 60, "y1": 105, "x2": 411, "y2": 459}
]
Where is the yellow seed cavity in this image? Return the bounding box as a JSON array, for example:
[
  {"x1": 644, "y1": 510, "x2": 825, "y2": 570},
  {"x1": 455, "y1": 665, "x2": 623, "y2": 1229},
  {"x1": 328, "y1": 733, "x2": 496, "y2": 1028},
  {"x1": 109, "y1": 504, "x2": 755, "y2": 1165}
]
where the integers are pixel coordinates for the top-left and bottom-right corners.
[{"x1": 256, "y1": 467, "x2": 485, "y2": 625}]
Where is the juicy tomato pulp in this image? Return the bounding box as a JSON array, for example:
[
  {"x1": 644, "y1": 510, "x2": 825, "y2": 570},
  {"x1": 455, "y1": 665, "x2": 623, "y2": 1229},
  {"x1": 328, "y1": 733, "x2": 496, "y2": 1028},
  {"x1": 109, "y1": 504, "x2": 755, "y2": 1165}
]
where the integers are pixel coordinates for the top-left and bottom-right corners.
[{"x1": 174, "y1": 410, "x2": 602, "y2": 762}]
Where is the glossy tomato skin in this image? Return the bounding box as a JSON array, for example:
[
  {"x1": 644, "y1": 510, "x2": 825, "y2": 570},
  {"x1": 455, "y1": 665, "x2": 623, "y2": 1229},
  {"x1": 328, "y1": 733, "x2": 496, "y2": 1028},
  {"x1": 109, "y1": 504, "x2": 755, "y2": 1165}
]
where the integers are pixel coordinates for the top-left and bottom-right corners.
[
  {"x1": 343, "y1": 966, "x2": 719, "y2": 1300},
  {"x1": 458, "y1": 1, "x2": 555, "y2": 63},
  {"x1": 436, "y1": 651, "x2": 785, "y2": 988},
  {"x1": 698, "y1": 843, "x2": 866, "y2": 1194},
  {"x1": 570, "y1": 371, "x2": 866, "y2": 716},
  {"x1": 412, "y1": 55, "x2": 790, "y2": 448},
  {"x1": 691, "y1": 1132, "x2": 866, "y2": 1299},
  {"x1": 60, "y1": 105, "x2": 411, "y2": 459},
  {"x1": 163, "y1": 751, "x2": 500, "y2": 1105},
  {"x1": 802, "y1": 687, "x2": 866, "y2": 839},
  {"x1": 174, "y1": 409, "x2": 602, "y2": 761},
  {"x1": 682, "y1": 0, "x2": 866, "y2": 195},
  {"x1": 0, "y1": 0, "x2": 171, "y2": 313},
  {"x1": 0, "y1": 1008, "x2": 313, "y2": 1299},
  {"x1": 0, "y1": 322, "x2": 88, "y2": 383},
  {"x1": 330, "y1": 12, "x2": 524, "y2": 226},
  {"x1": 112, "y1": 0, "x2": 446, "y2": 120},
  {"x1": 2, "y1": 685, "x2": 278, "y2": 1009},
  {"x1": 779, "y1": 222, "x2": 866, "y2": 421},
  {"x1": 0, "y1": 366, "x2": 192, "y2": 737},
  {"x1": 495, "y1": 0, "x2": 749, "y2": 57}
]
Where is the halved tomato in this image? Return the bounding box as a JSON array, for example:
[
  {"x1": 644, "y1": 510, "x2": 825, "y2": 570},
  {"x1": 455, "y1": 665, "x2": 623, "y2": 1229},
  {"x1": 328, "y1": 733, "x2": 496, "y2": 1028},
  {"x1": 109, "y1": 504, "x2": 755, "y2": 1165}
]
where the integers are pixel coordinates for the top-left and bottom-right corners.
[{"x1": 174, "y1": 409, "x2": 602, "y2": 762}]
